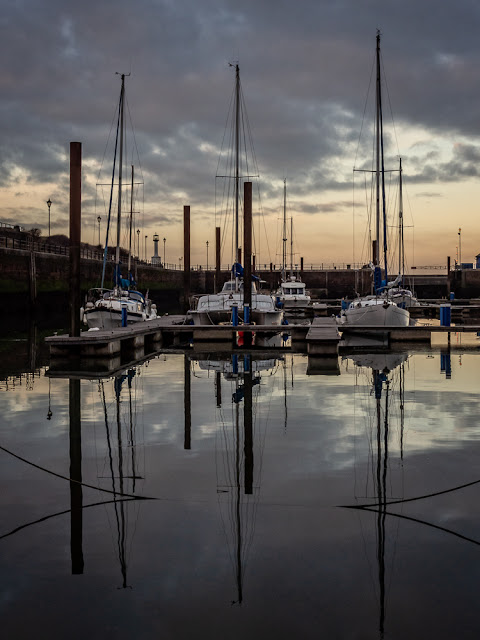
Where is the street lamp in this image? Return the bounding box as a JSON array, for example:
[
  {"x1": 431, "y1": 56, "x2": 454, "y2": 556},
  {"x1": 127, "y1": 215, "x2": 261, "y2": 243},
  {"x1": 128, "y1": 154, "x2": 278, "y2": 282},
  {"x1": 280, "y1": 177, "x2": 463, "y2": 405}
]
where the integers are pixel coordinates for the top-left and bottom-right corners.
[
  {"x1": 46, "y1": 198, "x2": 52, "y2": 241},
  {"x1": 163, "y1": 237, "x2": 166, "y2": 266},
  {"x1": 137, "y1": 229, "x2": 140, "y2": 258},
  {"x1": 97, "y1": 215, "x2": 101, "y2": 245},
  {"x1": 206, "y1": 240, "x2": 209, "y2": 270},
  {"x1": 458, "y1": 227, "x2": 462, "y2": 267},
  {"x1": 144, "y1": 235, "x2": 148, "y2": 262}
]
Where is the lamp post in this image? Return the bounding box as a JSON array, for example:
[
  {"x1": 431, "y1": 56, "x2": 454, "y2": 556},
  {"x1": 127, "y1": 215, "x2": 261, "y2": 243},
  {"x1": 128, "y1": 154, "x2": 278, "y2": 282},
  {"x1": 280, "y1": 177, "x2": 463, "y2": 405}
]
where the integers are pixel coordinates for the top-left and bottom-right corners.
[
  {"x1": 144, "y1": 235, "x2": 148, "y2": 262},
  {"x1": 458, "y1": 227, "x2": 462, "y2": 267},
  {"x1": 163, "y1": 237, "x2": 166, "y2": 266},
  {"x1": 46, "y1": 198, "x2": 52, "y2": 241},
  {"x1": 97, "y1": 215, "x2": 101, "y2": 245},
  {"x1": 137, "y1": 229, "x2": 140, "y2": 258},
  {"x1": 206, "y1": 240, "x2": 209, "y2": 270}
]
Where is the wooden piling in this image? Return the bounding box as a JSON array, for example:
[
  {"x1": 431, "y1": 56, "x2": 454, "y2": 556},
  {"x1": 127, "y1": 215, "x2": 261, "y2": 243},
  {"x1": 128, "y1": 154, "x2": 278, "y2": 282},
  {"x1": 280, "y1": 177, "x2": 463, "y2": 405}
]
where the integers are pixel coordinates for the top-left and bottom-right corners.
[
  {"x1": 215, "y1": 226, "x2": 221, "y2": 293},
  {"x1": 183, "y1": 205, "x2": 191, "y2": 312},
  {"x1": 70, "y1": 142, "x2": 82, "y2": 337}
]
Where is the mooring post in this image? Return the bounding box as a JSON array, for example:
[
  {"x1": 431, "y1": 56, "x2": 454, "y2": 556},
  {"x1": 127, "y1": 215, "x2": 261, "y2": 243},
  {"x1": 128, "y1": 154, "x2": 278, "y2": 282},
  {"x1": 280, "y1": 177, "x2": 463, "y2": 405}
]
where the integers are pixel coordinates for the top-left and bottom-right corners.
[
  {"x1": 215, "y1": 226, "x2": 221, "y2": 293},
  {"x1": 243, "y1": 182, "x2": 252, "y2": 346},
  {"x1": 183, "y1": 205, "x2": 191, "y2": 312},
  {"x1": 70, "y1": 142, "x2": 82, "y2": 337}
]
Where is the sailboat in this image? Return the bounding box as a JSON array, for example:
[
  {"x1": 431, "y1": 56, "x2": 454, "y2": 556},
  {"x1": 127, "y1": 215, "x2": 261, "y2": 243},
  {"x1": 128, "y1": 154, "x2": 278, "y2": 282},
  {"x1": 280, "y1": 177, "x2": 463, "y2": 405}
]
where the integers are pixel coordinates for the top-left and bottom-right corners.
[
  {"x1": 340, "y1": 33, "x2": 410, "y2": 328},
  {"x1": 188, "y1": 64, "x2": 283, "y2": 327},
  {"x1": 83, "y1": 73, "x2": 157, "y2": 330},
  {"x1": 275, "y1": 179, "x2": 311, "y2": 309},
  {"x1": 384, "y1": 158, "x2": 419, "y2": 309}
]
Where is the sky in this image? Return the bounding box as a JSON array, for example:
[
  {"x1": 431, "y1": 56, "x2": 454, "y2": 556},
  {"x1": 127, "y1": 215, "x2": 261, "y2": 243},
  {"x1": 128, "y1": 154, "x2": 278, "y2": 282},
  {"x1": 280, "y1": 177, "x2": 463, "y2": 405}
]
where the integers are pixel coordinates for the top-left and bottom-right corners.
[{"x1": 1, "y1": 0, "x2": 480, "y2": 270}]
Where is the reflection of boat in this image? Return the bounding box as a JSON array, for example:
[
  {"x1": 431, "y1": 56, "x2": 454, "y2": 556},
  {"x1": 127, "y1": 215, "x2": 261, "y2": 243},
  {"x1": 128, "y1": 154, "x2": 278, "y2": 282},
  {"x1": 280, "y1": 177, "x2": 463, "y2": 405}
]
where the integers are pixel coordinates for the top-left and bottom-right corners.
[
  {"x1": 188, "y1": 64, "x2": 283, "y2": 328},
  {"x1": 340, "y1": 32, "x2": 409, "y2": 329},
  {"x1": 84, "y1": 74, "x2": 157, "y2": 330},
  {"x1": 348, "y1": 351, "x2": 408, "y2": 637},
  {"x1": 275, "y1": 179, "x2": 311, "y2": 309},
  {"x1": 98, "y1": 368, "x2": 143, "y2": 588},
  {"x1": 194, "y1": 352, "x2": 277, "y2": 604}
]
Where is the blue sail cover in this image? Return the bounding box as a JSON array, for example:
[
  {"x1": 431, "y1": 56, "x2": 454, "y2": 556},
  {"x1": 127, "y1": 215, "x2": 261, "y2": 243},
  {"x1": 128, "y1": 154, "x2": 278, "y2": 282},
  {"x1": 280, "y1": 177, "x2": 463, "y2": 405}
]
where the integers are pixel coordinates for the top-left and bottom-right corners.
[
  {"x1": 231, "y1": 262, "x2": 260, "y2": 281},
  {"x1": 373, "y1": 266, "x2": 383, "y2": 293},
  {"x1": 232, "y1": 262, "x2": 244, "y2": 277}
]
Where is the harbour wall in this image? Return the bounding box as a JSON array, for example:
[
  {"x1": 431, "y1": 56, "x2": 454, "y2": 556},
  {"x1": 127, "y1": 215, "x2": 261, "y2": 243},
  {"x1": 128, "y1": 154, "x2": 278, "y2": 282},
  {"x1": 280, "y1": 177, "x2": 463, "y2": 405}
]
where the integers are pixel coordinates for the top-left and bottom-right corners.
[{"x1": 2, "y1": 246, "x2": 478, "y2": 306}]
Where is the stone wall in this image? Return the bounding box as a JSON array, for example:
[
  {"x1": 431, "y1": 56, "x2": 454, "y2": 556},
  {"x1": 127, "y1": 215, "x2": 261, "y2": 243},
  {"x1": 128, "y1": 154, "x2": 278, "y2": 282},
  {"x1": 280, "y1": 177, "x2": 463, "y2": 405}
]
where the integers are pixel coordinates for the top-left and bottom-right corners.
[{"x1": 0, "y1": 247, "x2": 455, "y2": 304}]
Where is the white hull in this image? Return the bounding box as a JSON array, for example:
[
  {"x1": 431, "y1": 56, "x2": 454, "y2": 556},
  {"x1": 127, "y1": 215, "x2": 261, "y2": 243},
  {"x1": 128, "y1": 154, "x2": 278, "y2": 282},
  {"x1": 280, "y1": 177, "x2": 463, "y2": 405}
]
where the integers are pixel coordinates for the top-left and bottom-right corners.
[
  {"x1": 84, "y1": 307, "x2": 153, "y2": 330},
  {"x1": 340, "y1": 300, "x2": 410, "y2": 327},
  {"x1": 84, "y1": 290, "x2": 157, "y2": 330},
  {"x1": 190, "y1": 291, "x2": 283, "y2": 327}
]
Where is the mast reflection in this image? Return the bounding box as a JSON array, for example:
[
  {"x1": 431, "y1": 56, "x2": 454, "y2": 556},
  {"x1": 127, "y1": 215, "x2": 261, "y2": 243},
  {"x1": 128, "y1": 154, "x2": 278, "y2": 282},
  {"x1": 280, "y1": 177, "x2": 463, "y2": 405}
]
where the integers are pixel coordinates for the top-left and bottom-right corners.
[{"x1": 191, "y1": 352, "x2": 282, "y2": 605}]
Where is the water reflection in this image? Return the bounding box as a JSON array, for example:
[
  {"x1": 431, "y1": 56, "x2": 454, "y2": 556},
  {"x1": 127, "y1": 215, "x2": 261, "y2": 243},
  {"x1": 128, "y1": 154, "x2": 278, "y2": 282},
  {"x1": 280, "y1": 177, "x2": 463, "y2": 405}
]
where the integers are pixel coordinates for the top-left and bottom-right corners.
[
  {"x1": 342, "y1": 350, "x2": 480, "y2": 638},
  {"x1": 3, "y1": 341, "x2": 480, "y2": 637},
  {"x1": 191, "y1": 352, "x2": 283, "y2": 604}
]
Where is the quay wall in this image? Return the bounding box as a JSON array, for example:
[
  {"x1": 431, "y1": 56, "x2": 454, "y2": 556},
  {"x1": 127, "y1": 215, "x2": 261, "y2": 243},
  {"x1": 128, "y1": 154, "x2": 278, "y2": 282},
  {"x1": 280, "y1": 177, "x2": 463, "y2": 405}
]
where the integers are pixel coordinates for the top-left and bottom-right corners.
[{"x1": 3, "y1": 246, "x2": 479, "y2": 304}]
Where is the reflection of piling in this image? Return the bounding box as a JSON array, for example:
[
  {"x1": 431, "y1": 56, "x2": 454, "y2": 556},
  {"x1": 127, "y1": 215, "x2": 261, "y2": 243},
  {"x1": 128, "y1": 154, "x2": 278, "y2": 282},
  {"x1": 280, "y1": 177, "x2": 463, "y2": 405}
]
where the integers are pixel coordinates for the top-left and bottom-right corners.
[
  {"x1": 184, "y1": 355, "x2": 191, "y2": 449},
  {"x1": 70, "y1": 142, "x2": 82, "y2": 337},
  {"x1": 69, "y1": 379, "x2": 84, "y2": 574},
  {"x1": 215, "y1": 371, "x2": 222, "y2": 407},
  {"x1": 183, "y1": 206, "x2": 191, "y2": 313},
  {"x1": 243, "y1": 371, "x2": 253, "y2": 495},
  {"x1": 215, "y1": 226, "x2": 221, "y2": 293}
]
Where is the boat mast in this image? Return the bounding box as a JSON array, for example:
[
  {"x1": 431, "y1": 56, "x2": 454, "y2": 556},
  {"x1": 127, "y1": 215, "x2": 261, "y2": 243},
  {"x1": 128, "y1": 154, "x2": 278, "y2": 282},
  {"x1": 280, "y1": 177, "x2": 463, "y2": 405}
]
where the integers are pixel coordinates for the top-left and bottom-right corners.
[
  {"x1": 128, "y1": 165, "x2": 134, "y2": 277},
  {"x1": 376, "y1": 30, "x2": 388, "y2": 287},
  {"x1": 234, "y1": 64, "x2": 240, "y2": 292},
  {"x1": 282, "y1": 178, "x2": 287, "y2": 282},
  {"x1": 398, "y1": 158, "x2": 405, "y2": 280},
  {"x1": 375, "y1": 33, "x2": 381, "y2": 267},
  {"x1": 115, "y1": 73, "x2": 125, "y2": 288},
  {"x1": 290, "y1": 216, "x2": 294, "y2": 277}
]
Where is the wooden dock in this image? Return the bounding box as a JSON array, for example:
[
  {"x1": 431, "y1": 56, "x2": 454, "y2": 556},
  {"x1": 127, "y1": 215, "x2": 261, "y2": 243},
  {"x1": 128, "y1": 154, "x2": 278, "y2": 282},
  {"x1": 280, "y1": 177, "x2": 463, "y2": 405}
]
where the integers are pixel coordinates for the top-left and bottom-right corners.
[
  {"x1": 305, "y1": 317, "x2": 341, "y2": 355},
  {"x1": 44, "y1": 313, "x2": 480, "y2": 360}
]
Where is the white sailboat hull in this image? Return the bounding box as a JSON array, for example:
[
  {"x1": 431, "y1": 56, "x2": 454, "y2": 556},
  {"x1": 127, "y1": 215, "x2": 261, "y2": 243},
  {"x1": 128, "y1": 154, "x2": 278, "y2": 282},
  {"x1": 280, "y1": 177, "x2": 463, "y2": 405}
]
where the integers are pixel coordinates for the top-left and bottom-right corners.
[
  {"x1": 84, "y1": 295, "x2": 157, "y2": 330},
  {"x1": 190, "y1": 292, "x2": 283, "y2": 326},
  {"x1": 340, "y1": 299, "x2": 410, "y2": 327}
]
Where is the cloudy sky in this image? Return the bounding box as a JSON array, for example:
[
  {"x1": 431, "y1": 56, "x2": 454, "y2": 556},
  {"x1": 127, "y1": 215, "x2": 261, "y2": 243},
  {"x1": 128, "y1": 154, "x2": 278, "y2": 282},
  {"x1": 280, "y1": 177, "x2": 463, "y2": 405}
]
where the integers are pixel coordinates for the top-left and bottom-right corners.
[{"x1": 2, "y1": 0, "x2": 480, "y2": 269}]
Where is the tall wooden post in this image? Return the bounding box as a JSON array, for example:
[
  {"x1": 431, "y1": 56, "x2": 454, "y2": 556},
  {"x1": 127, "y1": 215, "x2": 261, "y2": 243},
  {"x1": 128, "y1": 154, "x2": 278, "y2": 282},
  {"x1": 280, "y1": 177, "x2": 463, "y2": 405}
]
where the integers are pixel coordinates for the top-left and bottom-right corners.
[
  {"x1": 183, "y1": 205, "x2": 191, "y2": 312},
  {"x1": 215, "y1": 226, "x2": 221, "y2": 293},
  {"x1": 70, "y1": 142, "x2": 82, "y2": 337},
  {"x1": 243, "y1": 182, "x2": 252, "y2": 341}
]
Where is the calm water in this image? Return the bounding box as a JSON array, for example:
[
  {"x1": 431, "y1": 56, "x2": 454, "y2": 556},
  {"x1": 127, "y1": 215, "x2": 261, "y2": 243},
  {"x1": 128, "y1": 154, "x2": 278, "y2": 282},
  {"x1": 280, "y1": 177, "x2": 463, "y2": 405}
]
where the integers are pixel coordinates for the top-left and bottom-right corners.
[{"x1": 1, "y1": 332, "x2": 480, "y2": 639}]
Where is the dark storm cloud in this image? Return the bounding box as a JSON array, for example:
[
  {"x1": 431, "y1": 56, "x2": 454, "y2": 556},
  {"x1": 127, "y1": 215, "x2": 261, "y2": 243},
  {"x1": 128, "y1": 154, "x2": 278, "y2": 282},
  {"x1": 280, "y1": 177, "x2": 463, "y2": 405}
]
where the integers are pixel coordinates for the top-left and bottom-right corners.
[{"x1": 2, "y1": 0, "x2": 480, "y2": 229}]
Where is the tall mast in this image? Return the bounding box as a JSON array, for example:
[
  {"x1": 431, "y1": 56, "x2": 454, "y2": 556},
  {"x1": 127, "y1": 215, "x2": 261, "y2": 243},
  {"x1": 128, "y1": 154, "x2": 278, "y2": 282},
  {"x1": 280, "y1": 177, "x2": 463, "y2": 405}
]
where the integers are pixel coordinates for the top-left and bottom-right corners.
[
  {"x1": 399, "y1": 158, "x2": 404, "y2": 279},
  {"x1": 115, "y1": 73, "x2": 125, "y2": 280},
  {"x1": 376, "y1": 30, "x2": 388, "y2": 286},
  {"x1": 282, "y1": 178, "x2": 287, "y2": 281},
  {"x1": 375, "y1": 33, "x2": 381, "y2": 266},
  {"x1": 128, "y1": 165, "x2": 134, "y2": 276},
  {"x1": 290, "y1": 216, "x2": 293, "y2": 277},
  {"x1": 235, "y1": 64, "x2": 240, "y2": 271}
]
